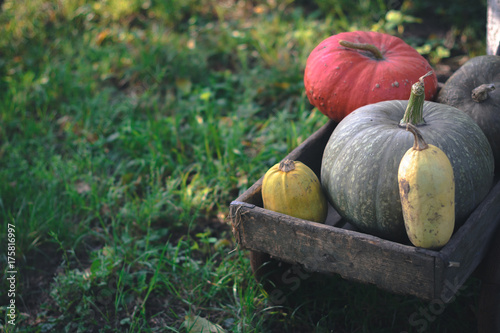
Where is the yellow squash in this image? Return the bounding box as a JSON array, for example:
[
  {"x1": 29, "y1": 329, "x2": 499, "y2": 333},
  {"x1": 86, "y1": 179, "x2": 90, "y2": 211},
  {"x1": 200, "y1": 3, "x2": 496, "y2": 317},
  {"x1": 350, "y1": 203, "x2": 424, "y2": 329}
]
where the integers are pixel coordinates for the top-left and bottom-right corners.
[
  {"x1": 398, "y1": 124, "x2": 455, "y2": 249},
  {"x1": 262, "y1": 159, "x2": 328, "y2": 223}
]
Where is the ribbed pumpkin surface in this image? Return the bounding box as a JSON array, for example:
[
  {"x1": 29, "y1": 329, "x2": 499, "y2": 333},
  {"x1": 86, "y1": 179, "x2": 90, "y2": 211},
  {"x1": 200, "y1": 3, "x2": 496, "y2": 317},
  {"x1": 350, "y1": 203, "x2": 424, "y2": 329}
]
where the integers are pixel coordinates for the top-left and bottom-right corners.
[{"x1": 321, "y1": 100, "x2": 494, "y2": 242}]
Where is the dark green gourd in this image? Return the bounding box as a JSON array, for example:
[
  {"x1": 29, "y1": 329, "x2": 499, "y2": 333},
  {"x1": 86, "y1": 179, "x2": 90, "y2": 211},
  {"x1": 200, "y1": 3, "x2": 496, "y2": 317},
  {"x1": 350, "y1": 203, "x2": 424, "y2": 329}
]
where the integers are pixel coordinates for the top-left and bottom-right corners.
[{"x1": 437, "y1": 55, "x2": 500, "y2": 172}]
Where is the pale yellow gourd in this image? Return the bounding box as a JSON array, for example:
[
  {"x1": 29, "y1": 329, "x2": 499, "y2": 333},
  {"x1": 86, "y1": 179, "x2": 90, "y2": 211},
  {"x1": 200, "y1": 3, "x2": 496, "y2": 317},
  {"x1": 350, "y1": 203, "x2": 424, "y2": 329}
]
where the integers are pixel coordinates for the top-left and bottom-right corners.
[
  {"x1": 262, "y1": 159, "x2": 328, "y2": 223},
  {"x1": 398, "y1": 124, "x2": 455, "y2": 249}
]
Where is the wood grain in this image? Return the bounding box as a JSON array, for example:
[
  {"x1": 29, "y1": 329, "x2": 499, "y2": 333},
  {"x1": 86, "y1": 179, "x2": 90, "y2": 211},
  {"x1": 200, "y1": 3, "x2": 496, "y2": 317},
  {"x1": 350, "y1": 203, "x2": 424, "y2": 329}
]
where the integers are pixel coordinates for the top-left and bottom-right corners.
[{"x1": 230, "y1": 203, "x2": 438, "y2": 299}]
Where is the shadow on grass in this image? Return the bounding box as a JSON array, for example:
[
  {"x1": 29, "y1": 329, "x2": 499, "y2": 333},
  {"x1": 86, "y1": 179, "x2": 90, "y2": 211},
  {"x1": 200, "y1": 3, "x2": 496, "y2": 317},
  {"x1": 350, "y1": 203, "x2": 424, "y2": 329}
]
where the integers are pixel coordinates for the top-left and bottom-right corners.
[{"x1": 251, "y1": 251, "x2": 480, "y2": 333}]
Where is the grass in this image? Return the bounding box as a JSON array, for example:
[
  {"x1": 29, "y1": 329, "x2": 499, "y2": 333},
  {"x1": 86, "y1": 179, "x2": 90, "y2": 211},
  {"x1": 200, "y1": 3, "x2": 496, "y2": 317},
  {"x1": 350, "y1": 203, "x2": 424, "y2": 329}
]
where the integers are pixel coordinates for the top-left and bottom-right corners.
[{"x1": 0, "y1": 0, "x2": 487, "y2": 332}]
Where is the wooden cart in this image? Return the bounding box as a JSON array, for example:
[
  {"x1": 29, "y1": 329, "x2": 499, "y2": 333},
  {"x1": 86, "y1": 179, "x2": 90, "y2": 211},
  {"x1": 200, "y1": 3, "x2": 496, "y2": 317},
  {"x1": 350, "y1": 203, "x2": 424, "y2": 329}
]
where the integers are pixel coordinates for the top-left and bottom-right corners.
[{"x1": 230, "y1": 119, "x2": 500, "y2": 332}]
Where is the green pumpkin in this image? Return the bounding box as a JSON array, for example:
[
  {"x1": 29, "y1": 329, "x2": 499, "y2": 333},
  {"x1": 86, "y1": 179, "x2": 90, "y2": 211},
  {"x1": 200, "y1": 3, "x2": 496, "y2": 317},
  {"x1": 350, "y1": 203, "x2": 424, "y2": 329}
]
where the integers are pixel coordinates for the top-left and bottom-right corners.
[{"x1": 321, "y1": 74, "x2": 494, "y2": 242}]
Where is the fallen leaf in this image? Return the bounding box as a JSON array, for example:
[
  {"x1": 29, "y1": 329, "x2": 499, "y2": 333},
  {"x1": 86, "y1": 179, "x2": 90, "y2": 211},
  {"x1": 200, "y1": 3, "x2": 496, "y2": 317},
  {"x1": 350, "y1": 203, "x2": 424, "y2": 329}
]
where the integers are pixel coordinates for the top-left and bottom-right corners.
[
  {"x1": 76, "y1": 181, "x2": 91, "y2": 194},
  {"x1": 85, "y1": 131, "x2": 99, "y2": 143},
  {"x1": 199, "y1": 91, "x2": 212, "y2": 101},
  {"x1": 175, "y1": 78, "x2": 192, "y2": 95},
  {"x1": 57, "y1": 115, "x2": 73, "y2": 132},
  {"x1": 96, "y1": 29, "x2": 111, "y2": 46},
  {"x1": 183, "y1": 315, "x2": 226, "y2": 333},
  {"x1": 274, "y1": 82, "x2": 290, "y2": 89}
]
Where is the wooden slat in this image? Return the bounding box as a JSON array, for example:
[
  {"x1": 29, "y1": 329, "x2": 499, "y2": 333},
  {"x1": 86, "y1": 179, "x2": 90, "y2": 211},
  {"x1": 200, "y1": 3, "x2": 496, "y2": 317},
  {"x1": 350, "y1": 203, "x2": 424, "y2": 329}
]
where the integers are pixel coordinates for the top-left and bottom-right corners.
[
  {"x1": 231, "y1": 178, "x2": 500, "y2": 302},
  {"x1": 477, "y1": 223, "x2": 500, "y2": 332},
  {"x1": 231, "y1": 203, "x2": 438, "y2": 300},
  {"x1": 438, "y1": 179, "x2": 500, "y2": 301}
]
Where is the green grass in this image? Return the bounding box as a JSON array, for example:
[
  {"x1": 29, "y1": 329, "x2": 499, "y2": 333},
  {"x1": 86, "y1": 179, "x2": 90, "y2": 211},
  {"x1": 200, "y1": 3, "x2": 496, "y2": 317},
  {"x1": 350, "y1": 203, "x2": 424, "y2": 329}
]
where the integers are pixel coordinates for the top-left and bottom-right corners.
[{"x1": 0, "y1": 0, "x2": 486, "y2": 332}]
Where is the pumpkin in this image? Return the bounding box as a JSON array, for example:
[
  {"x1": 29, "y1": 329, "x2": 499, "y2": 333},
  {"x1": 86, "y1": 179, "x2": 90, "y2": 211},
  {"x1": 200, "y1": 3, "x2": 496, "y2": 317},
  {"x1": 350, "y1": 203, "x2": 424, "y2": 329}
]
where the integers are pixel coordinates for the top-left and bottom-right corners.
[
  {"x1": 321, "y1": 72, "x2": 494, "y2": 242},
  {"x1": 398, "y1": 123, "x2": 455, "y2": 249},
  {"x1": 262, "y1": 159, "x2": 328, "y2": 223},
  {"x1": 437, "y1": 55, "x2": 500, "y2": 172},
  {"x1": 304, "y1": 31, "x2": 438, "y2": 122}
]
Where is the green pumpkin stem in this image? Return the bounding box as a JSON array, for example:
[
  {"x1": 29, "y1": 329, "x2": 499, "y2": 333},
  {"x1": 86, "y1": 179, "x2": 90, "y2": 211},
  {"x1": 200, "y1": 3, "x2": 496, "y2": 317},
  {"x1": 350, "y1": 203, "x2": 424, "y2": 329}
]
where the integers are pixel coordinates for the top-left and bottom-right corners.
[
  {"x1": 400, "y1": 71, "x2": 434, "y2": 126},
  {"x1": 405, "y1": 123, "x2": 429, "y2": 151},
  {"x1": 279, "y1": 159, "x2": 296, "y2": 172},
  {"x1": 471, "y1": 83, "x2": 495, "y2": 103},
  {"x1": 338, "y1": 40, "x2": 384, "y2": 60}
]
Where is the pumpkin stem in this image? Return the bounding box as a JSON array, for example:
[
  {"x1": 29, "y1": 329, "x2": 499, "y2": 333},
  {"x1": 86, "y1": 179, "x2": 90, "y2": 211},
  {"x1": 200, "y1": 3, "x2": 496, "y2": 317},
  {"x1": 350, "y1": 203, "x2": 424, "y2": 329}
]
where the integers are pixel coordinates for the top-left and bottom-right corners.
[
  {"x1": 400, "y1": 71, "x2": 434, "y2": 126},
  {"x1": 405, "y1": 123, "x2": 429, "y2": 151},
  {"x1": 338, "y1": 40, "x2": 384, "y2": 60},
  {"x1": 471, "y1": 83, "x2": 495, "y2": 103},
  {"x1": 279, "y1": 159, "x2": 296, "y2": 172}
]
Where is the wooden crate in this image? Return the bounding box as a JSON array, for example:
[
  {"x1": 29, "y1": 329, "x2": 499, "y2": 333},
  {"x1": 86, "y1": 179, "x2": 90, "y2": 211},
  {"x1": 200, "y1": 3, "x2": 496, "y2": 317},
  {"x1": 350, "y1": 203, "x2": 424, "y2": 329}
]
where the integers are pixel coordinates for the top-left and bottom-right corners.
[{"x1": 230, "y1": 119, "x2": 500, "y2": 302}]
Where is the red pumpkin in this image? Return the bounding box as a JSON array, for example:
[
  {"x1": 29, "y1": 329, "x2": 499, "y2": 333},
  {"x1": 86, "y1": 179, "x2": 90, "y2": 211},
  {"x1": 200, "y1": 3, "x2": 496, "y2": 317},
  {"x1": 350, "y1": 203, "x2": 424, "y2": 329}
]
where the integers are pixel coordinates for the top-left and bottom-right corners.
[{"x1": 304, "y1": 31, "x2": 438, "y2": 122}]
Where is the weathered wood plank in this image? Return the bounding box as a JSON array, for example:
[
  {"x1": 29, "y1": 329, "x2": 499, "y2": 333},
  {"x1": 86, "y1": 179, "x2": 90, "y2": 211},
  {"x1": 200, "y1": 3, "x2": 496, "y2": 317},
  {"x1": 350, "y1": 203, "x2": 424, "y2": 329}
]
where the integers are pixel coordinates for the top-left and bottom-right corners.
[
  {"x1": 231, "y1": 203, "x2": 438, "y2": 300},
  {"x1": 477, "y1": 224, "x2": 500, "y2": 333},
  {"x1": 439, "y1": 179, "x2": 500, "y2": 301}
]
